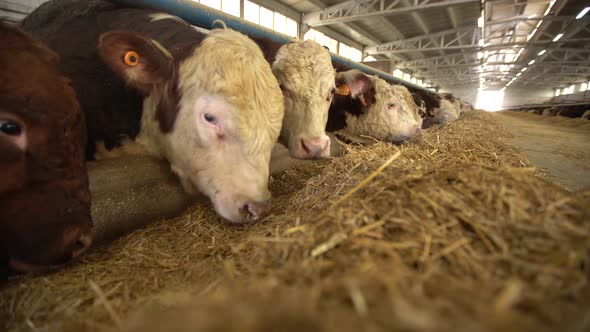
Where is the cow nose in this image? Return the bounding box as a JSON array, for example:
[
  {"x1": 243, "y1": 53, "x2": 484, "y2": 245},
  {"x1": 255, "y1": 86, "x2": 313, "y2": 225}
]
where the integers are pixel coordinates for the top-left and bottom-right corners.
[
  {"x1": 71, "y1": 232, "x2": 92, "y2": 259},
  {"x1": 299, "y1": 136, "x2": 330, "y2": 159},
  {"x1": 240, "y1": 199, "x2": 272, "y2": 223},
  {"x1": 64, "y1": 227, "x2": 93, "y2": 259}
]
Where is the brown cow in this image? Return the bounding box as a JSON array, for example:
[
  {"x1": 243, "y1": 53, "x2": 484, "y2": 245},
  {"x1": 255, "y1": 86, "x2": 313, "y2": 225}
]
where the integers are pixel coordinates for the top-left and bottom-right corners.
[
  {"x1": 23, "y1": 0, "x2": 284, "y2": 224},
  {"x1": 0, "y1": 22, "x2": 92, "y2": 274}
]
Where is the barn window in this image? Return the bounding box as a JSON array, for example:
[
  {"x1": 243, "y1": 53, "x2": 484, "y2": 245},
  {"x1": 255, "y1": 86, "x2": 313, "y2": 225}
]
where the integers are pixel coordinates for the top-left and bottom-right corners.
[
  {"x1": 221, "y1": 0, "x2": 240, "y2": 17},
  {"x1": 273, "y1": 12, "x2": 287, "y2": 34},
  {"x1": 199, "y1": 0, "x2": 221, "y2": 10},
  {"x1": 339, "y1": 43, "x2": 362, "y2": 62},
  {"x1": 304, "y1": 30, "x2": 337, "y2": 52},
  {"x1": 393, "y1": 69, "x2": 404, "y2": 78},
  {"x1": 364, "y1": 55, "x2": 377, "y2": 62},
  {"x1": 286, "y1": 18, "x2": 297, "y2": 37},
  {"x1": 244, "y1": 0, "x2": 259, "y2": 24},
  {"x1": 259, "y1": 6, "x2": 273, "y2": 29},
  {"x1": 555, "y1": 89, "x2": 561, "y2": 96},
  {"x1": 476, "y1": 90, "x2": 504, "y2": 111}
]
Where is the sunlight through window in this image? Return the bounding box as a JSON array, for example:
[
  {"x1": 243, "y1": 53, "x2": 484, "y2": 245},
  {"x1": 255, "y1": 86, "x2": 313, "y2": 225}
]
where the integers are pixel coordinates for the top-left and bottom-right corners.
[{"x1": 476, "y1": 90, "x2": 504, "y2": 112}]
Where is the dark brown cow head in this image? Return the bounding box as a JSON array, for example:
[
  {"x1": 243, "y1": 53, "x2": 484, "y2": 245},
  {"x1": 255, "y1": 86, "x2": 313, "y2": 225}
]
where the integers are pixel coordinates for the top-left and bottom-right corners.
[{"x1": 0, "y1": 22, "x2": 92, "y2": 274}]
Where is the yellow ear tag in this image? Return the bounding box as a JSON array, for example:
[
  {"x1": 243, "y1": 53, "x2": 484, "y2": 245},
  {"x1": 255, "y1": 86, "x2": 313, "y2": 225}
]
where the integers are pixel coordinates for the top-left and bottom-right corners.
[
  {"x1": 335, "y1": 84, "x2": 351, "y2": 96},
  {"x1": 124, "y1": 51, "x2": 140, "y2": 67}
]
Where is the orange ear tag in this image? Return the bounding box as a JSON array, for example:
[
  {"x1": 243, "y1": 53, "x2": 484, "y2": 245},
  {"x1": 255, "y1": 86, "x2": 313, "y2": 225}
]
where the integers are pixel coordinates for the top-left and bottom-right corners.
[
  {"x1": 124, "y1": 51, "x2": 140, "y2": 67},
  {"x1": 335, "y1": 84, "x2": 351, "y2": 96}
]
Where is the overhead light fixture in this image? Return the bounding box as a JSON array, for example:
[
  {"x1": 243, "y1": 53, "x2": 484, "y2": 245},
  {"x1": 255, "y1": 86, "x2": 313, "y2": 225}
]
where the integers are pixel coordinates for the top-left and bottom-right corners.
[
  {"x1": 521, "y1": 67, "x2": 528, "y2": 72},
  {"x1": 576, "y1": 7, "x2": 590, "y2": 19},
  {"x1": 516, "y1": 73, "x2": 522, "y2": 77},
  {"x1": 538, "y1": 49, "x2": 546, "y2": 56},
  {"x1": 478, "y1": 16, "x2": 484, "y2": 28},
  {"x1": 528, "y1": 60, "x2": 536, "y2": 65},
  {"x1": 553, "y1": 33, "x2": 563, "y2": 41},
  {"x1": 545, "y1": 0, "x2": 557, "y2": 16}
]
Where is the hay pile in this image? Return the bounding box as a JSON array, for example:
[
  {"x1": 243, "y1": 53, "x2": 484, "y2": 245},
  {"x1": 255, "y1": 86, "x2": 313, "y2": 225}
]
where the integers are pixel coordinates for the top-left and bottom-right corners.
[
  {"x1": 501, "y1": 111, "x2": 590, "y2": 130},
  {"x1": 1, "y1": 111, "x2": 589, "y2": 332}
]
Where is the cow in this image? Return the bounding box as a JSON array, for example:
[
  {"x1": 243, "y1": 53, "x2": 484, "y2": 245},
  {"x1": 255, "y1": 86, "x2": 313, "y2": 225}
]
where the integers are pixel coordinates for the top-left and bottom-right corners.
[
  {"x1": 408, "y1": 88, "x2": 455, "y2": 126},
  {"x1": 0, "y1": 22, "x2": 92, "y2": 274},
  {"x1": 391, "y1": 84, "x2": 423, "y2": 129},
  {"x1": 326, "y1": 70, "x2": 421, "y2": 144},
  {"x1": 582, "y1": 110, "x2": 590, "y2": 120},
  {"x1": 270, "y1": 40, "x2": 334, "y2": 159},
  {"x1": 186, "y1": 34, "x2": 333, "y2": 160},
  {"x1": 22, "y1": 0, "x2": 284, "y2": 224},
  {"x1": 557, "y1": 104, "x2": 590, "y2": 118}
]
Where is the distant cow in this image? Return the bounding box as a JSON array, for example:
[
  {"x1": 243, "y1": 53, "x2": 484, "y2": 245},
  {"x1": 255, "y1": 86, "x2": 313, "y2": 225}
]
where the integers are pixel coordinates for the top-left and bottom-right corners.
[
  {"x1": 0, "y1": 22, "x2": 92, "y2": 274},
  {"x1": 391, "y1": 84, "x2": 423, "y2": 129},
  {"x1": 271, "y1": 40, "x2": 334, "y2": 159},
  {"x1": 557, "y1": 104, "x2": 590, "y2": 118},
  {"x1": 326, "y1": 70, "x2": 420, "y2": 144},
  {"x1": 22, "y1": 0, "x2": 284, "y2": 224},
  {"x1": 408, "y1": 88, "x2": 457, "y2": 126}
]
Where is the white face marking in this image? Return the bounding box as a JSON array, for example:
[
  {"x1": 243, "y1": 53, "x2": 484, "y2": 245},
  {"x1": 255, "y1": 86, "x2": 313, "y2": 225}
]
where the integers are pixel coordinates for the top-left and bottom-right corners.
[
  {"x1": 340, "y1": 77, "x2": 420, "y2": 143},
  {"x1": 273, "y1": 40, "x2": 334, "y2": 159},
  {"x1": 432, "y1": 99, "x2": 459, "y2": 124},
  {"x1": 136, "y1": 29, "x2": 283, "y2": 224}
]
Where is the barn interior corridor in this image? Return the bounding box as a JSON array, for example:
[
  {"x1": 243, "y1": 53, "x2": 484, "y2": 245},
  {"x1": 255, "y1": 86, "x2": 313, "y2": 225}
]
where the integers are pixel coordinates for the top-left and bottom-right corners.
[{"x1": 494, "y1": 112, "x2": 590, "y2": 191}]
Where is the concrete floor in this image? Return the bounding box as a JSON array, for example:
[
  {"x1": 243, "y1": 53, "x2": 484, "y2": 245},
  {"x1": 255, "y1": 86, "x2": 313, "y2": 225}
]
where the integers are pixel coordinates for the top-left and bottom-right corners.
[{"x1": 494, "y1": 112, "x2": 590, "y2": 191}]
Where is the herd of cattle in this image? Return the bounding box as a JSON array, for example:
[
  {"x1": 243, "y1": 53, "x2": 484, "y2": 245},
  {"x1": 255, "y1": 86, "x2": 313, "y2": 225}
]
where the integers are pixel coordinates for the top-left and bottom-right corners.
[
  {"x1": 508, "y1": 104, "x2": 590, "y2": 119},
  {"x1": 0, "y1": 0, "x2": 475, "y2": 275}
]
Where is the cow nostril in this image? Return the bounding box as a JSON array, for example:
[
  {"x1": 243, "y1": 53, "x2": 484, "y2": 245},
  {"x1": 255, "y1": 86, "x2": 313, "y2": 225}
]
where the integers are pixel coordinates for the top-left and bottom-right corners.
[
  {"x1": 71, "y1": 233, "x2": 92, "y2": 258},
  {"x1": 300, "y1": 139, "x2": 311, "y2": 155},
  {"x1": 240, "y1": 201, "x2": 271, "y2": 223}
]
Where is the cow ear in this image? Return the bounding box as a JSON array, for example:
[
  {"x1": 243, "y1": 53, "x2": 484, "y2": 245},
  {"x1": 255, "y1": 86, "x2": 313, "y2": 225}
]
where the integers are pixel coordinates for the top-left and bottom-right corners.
[
  {"x1": 98, "y1": 31, "x2": 174, "y2": 95},
  {"x1": 335, "y1": 70, "x2": 376, "y2": 108}
]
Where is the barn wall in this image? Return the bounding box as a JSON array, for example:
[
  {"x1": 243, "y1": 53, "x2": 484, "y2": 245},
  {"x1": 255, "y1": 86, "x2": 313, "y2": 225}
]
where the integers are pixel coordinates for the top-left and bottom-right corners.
[
  {"x1": 440, "y1": 85, "x2": 478, "y2": 105},
  {"x1": 361, "y1": 60, "x2": 391, "y2": 73},
  {"x1": 0, "y1": 0, "x2": 46, "y2": 22},
  {"x1": 551, "y1": 91, "x2": 590, "y2": 103},
  {"x1": 502, "y1": 87, "x2": 554, "y2": 107}
]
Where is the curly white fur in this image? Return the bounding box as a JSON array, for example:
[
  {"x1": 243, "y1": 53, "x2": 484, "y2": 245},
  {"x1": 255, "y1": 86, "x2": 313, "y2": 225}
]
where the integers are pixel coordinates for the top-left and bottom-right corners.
[
  {"x1": 272, "y1": 40, "x2": 335, "y2": 157},
  {"x1": 338, "y1": 76, "x2": 420, "y2": 143}
]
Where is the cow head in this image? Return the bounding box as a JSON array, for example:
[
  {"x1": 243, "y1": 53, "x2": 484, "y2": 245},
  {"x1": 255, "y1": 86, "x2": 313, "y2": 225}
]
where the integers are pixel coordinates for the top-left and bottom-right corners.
[
  {"x1": 328, "y1": 71, "x2": 420, "y2": 144},
  {"x1": 98, "y1": 28, "x2": 283, "y2": 224},
  {"x1": 431, "y1": 99, "x2": 459, "y2": 125},
  {"x1": 272, "y1": 40, "x2": 334, "y2": 159},
  {"x1": 0, "y1": 23, "x2": 92, "y2": 273}
]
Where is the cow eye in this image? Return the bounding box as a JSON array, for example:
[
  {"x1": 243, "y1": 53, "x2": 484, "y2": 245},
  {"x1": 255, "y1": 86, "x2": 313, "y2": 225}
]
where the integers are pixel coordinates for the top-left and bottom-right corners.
[
  {"x1": 388, "y1": 102, "x2": 396, "y2": 109},
  {"x1": 0, "y1": 120, "x2": 22, "y2": 136},
  {"x1": 203, "y1": 113, "x2": 217, "y2": 124},
  {"x1": 326, "y1": 88, "x2": 336, "y2": 101}
]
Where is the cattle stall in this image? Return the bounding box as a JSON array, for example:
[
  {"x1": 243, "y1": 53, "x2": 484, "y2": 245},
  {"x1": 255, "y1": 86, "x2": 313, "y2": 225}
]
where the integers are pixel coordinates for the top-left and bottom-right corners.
[{"x1": 1, "y1": 0, "x2": 589, "y2": 331}]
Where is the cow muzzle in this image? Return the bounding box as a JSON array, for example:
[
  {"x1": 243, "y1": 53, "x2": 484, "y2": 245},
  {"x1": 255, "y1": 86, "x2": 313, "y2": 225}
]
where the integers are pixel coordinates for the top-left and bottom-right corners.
[
  {"x1": 7, "y1": 224, "x2": 93, "y2": 273},
  {"x1": 293, "y1": 135, "x2": 331, "y2": 159},
  {"x1": 213, "y1": 192, "x2": 272, "y2": 224}
]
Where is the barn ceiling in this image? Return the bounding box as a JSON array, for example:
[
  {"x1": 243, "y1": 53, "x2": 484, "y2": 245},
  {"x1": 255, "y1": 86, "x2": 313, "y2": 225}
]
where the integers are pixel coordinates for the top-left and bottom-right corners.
[
  {"x1": 271, "y1": 0, "x2": 590, "y2": 91},
  {"x1": 2, "y1": 0, "x2": 588, "y2": 92}
]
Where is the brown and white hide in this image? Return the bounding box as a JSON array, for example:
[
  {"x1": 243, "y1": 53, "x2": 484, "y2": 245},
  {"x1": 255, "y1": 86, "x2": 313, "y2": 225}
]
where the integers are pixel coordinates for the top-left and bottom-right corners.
[
  {"x1": 22, "y1": 0, "x2": 284, "y2": 224},
  {"x1": 327, "y1": 71, "x2": 421, "y2": 144}
]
